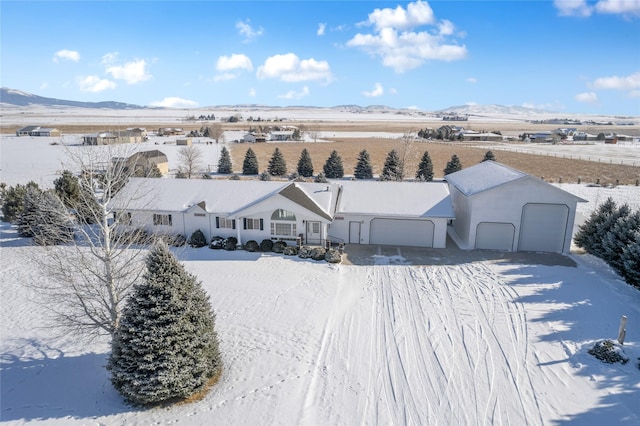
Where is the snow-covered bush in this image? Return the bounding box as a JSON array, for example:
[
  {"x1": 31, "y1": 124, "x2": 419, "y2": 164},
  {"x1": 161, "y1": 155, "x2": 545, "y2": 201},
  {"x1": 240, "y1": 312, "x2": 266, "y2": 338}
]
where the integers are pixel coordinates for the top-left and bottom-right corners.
[
  {"x1": 158, "y1": 233, "x2": 186, "y2": 247},
  {"x1": 189, "y1": 229, "x2": 207, "y2": 248},
  {"x1": 260, "y1": 239, "x2": 274, "y2": 252},
  {"x1": 272, "y1": 240, "x2": 287, "y2": 253},
  {"x1": 119, "y1": 228, "x2": 152, "y2": 245},
  {"x1": 223, "y1": 236, "x2": 238, "y2": 251},
  {"x1": 283, "y1": 245, "x2": 298, "y2": 256},
  {"x1": 588, "y1": 339, "x2": 629, "y2": 365},
  {"x1": 243, "y1": 240, "x2": 259, "y2": 252},
  {"x1": 209, "y1": 236, "x2": 225, "y2": 249},
  {"x1": 298, "y1": 246, "x2": 312, "y2": 259},
  {"x1": 621, "y1": 238, "x2": 640, "y2": 288},
  {"x1": 310, "y1": 247, "x2": 326, "y2": 261},
  {"x1": 325, "y1": 249, "x2": 342, "y2": 263},
  {"x1": 108, "y1": 242, "x2": 222, "y2": 406}
]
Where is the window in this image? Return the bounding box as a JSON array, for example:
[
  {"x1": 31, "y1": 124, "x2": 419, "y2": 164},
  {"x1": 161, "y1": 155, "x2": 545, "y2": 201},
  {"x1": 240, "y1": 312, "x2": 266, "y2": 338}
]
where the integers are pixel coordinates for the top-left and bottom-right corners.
[
  {"x1": 153, "y1": 214, "x2": 172, "y2": 226},
  {"x1": 217, "y1": 216, "x2": 235, "y2": 229},
  {"x1": 194, "y1": 213, "x2": 205, "y2": 217},
  {"x1": 116, "y1": 211, "x2": 132, "y2": 225},
  {"x1": 244, "y1": 218, "x2": 262, "y2": 230},
  {"x1": 271, "y1": 222, "x2": 297, "y2": 236},
  {"x1": 271, "y1": 209, "x2": 296, "y2": 221}
]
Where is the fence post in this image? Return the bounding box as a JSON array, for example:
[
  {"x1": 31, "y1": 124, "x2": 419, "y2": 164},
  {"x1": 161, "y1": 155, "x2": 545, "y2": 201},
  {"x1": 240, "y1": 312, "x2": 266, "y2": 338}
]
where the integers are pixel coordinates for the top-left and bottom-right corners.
[{"x1": 617, "y1": 315, "x2": 627, "y2": 345}]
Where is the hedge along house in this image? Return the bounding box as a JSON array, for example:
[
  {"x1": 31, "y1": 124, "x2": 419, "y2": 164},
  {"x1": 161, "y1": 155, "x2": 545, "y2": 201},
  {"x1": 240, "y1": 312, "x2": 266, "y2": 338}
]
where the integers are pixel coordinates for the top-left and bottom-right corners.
[
  {"x1": 327, "y1": 181, "x2": 454, "y2": 248},
  {"x1": 111, "y1": 178, "x2": 340, "y2": 246},
  {"x1": 444, "y1": 161, "x2": 586, "y2": 254}
]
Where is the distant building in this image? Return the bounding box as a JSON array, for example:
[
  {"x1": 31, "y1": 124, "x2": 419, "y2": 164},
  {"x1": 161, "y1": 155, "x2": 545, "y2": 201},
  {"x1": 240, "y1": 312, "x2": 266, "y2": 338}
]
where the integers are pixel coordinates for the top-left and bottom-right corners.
[
  {"x1": 82, "y1": 130, "x2": 144, "y2": 145},
  {"x1": 126, "y1": 150, "x2": 169, "y2": 175},
  {"x1": 16, "y1": 126, "x2": 61, "y2": 137},
  {"x1": 243, "y1": 132, "x2": 266, "y2": 143},
  {"x1": 158, "y1": 127, "x2": 184, "y2": 136},
  {"x1": 176, "y1": 138, "x2": 192, "y2": 146}
]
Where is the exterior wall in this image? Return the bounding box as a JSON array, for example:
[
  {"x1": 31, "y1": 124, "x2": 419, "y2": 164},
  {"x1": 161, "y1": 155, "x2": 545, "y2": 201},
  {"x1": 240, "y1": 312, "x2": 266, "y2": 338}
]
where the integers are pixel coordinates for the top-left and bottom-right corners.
[{"x1": 453, "y1": 178, "x2": 579, "y2": 253}]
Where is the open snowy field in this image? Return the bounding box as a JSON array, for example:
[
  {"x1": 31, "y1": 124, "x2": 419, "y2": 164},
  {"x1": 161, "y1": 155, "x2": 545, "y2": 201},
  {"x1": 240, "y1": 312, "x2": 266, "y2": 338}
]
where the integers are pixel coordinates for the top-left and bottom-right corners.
[{"x1": 2, "y1": 118, "x2": 640, "y2": 425}]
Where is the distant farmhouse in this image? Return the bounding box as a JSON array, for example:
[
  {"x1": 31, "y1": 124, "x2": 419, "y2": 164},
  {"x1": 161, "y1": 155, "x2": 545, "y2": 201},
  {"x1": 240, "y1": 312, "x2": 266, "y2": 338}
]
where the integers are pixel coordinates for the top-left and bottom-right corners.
[
  {"x1": 158, "y1": 127, "x2": 184, "y2": 136},
  {"x1": 126, "y1": 150, "x2": 169, "y2": 175},
  {"x1": 83, "y1": 130, "x2": 145, "y2": 145},
  {"x1": 16, "y1": 126, "x2": 61, "y2": 137},
  {"x1": 112, "y1": 162, "x2": 584, "y2": 254}
]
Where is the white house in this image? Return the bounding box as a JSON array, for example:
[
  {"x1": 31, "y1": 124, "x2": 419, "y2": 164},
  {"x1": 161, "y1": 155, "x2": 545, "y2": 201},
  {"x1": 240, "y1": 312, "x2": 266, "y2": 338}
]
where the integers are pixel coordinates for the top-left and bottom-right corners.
[
  {"x1": 327, "y1": 181, "x2": 454, "y2": 248},
  {"x1": 445, "y1": 161, "x2": 586, "y2": 254}
]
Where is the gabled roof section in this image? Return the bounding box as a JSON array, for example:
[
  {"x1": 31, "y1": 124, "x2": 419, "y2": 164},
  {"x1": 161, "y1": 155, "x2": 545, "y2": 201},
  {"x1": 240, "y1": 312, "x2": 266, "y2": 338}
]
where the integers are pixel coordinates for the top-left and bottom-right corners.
[
  {"x1": 279, "y1": 183, "x2": 333, "y2": 221},
  {"x1": 444, "y1": 161, "x2": 527, "y2": 196}
]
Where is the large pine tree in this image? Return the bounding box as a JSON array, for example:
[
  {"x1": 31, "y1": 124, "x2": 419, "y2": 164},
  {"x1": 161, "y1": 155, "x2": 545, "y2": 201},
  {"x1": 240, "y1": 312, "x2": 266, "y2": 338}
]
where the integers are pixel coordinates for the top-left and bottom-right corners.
[
  {"x1": 53, "y1": 170, "x2": 81, "y2": 208},
  {"x1": 443, "y1": 154, "x2": 462, "y2": 175},
  {"x1": 108, "y1": 242, "x2": 222, "y2": 406},
  {"x1": 415, "y1": 151, "x2": 434, "y2": 181},
  {"x1": 242, "y1": 148, "x2": 259, "y2": 175},
  {"x1": 574, "y1": 197, "x2": 618, "y2": 252},
  {"x1": 217, "y1": 146, "x2": 233, "y2": 174},
  {"x1": 297, "y1": 148, "x2": 314, "y2": 177},
  {"x1": 380, "y1": 149, "x2": 402, "y2": 181},
  {"x1": 601, "y1": 210, "x2": 640, "y2": 272},
  {"x1": 354, "y1": 149, "x2": 373, "y2": 180},
  {"x1": 323, "y1": 150, "x2": 344, "y2": 178},
  {"x1": 621, "y1": 237, "x2": 640, "y2": 288},
  {"x1": 481, "y1": 151, "x2": 496, "y2": 162},
  {"x1": 268, "y1": 148, "x2": 287, "y2": 176}
]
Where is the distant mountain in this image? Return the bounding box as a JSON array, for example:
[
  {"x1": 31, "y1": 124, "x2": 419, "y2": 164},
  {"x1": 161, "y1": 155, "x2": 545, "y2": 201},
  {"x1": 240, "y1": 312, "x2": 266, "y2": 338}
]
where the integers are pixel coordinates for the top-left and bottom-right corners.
[
  {"x1": 437, "y1": 104, "x2": 553, "y2": 115},
  {"x1": 0, "y1": 87, "x2": 146, "y2": 109}
]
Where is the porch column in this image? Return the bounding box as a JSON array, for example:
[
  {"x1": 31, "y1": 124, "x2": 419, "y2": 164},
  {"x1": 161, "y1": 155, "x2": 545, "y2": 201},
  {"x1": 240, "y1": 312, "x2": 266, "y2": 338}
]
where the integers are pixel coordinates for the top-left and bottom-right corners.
[{"x1": 236, "y1": 217, "x2": 242, "y2": 246}]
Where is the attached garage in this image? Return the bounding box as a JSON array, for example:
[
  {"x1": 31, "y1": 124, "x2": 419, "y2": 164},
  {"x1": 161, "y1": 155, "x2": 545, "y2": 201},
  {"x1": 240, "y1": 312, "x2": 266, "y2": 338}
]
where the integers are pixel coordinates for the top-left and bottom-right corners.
[
  {"x1": 370, "y1": 218, "x2": 435, "y2": 247},
  {"x1": 446, "y1": 161, "x2": 586, "y2": 254},
  {"x1": 518, "y1": 203, "x2": 569, "y2": 253},
  {"x1": 475, "y1": 222, "x2": 515, "y2": 251}
]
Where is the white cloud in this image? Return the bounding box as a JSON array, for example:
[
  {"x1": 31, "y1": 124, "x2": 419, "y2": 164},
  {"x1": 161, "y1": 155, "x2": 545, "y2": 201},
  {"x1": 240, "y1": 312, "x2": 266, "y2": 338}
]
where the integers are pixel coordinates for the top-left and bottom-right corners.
[
  {"x1": 365, "y1": 0, "x2": 435, "y2": 31},
  {"x1": 347, "y1": 1, "x2": 467, "y2": 73},
  {"x1": 77, "y1": 75, "x2": 116, "y2": 92},
  {"x1": 595, "y1": 0, "x2": 640, "y2": 16},
  {"x1": 105, "y1": 59, "x2": 151, "y2": 84},
  {"x1": 101, "y1": 52, "x2": 119, "y2": 65},
  {"x1": 278, "y1": 86, "x2": 310, "y2": 100},
  {"x1": 149, "y1": 97, "x2": 199, "y2": 108},
  {"x1": 257, "y1": 53, "x2": 332, "y2": 83},
  {"x1": 317, "y1": 23, "x2": 326, "y2": 36},
  {"x1": 249, "y1": 88, "x2": 256, "y2": 97},
  {"x1": 554, "y1": 0, "x2": 592, "y2": 16},
  {"x1": 590, "y1": 71, "x2": 640, "y2": 91},
  {"x1": 213, "y1": 73, "x2": 237, "y2": 82},
  {"x1": 53, "y1": 49, "x2": 80, "y2": 62},
  {"x1": 464, "y1": 101, "x2": 477, "y2": 106},
  {"x1": 362, "y1": 82, "x2": 384, "y2": 97},
  {"x1": 466, "y1": 77, "x2": 477, "y2": 83},
  {"x1": 575, "y1": 91, "x2": 599, "y2": 103},
  {"x1": 216, "y1": 54, "x2": 253, "y2": 72},
  {"x1": 236, "y1": 19, "x2": 264, "y2": 42}
]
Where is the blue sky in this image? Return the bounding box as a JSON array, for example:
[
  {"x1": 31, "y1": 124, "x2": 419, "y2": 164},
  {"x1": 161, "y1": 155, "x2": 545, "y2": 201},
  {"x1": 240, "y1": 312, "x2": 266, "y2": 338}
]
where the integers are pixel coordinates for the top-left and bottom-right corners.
[{"x1": 2, "y1": 1, "x2": 639, "y2": 115}]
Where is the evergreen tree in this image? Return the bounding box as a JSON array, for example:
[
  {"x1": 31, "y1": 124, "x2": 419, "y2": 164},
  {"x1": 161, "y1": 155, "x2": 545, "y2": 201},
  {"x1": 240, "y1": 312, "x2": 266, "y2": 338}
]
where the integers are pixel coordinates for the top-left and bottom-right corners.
[
  {"x1": 314, "y1": 172, "x2": 328, "y2": 183},
  {"x1": 444, "y1": 154, "x2": 463, "y2": 175},
  {"x1": 268, "y1": 148, "x2": 287, "y2": 176},
  {"x1": 217, "y1": 146, "x2": 233, "y2": 174},
  {"x1": 260, "y1": 171, "x2": 272, "y2": 181},
  {"x1": 415, "y1": 151, "x2": 434, "y2": 181},
  {"x1": 323, "y1": 150, "x2": 344, "y2": 178},
  {"x1": 297, "y1": 148, "x2": 314, "y2": 177},
  {"x1": 482, "y1": 151, "x2": 496, "y2": 162},
  {"x1": 108, "y1": 242, "x2": 222, "y2": 406},
  {"x1": 601, "y1": 210, "x2": 640, "y2": 272},
  {"x1": 32, "y1": 191, "x2": 74, "y2": 245},
  {"x1": 574, "y1": 197, "x2": 618, "y2": 252},
  {"x1": 16, "y1": 186, "x2": 44, "y2": 237},
  {"x1": 354, "y1": 149, "x2": 373, "y2": 180},
  {"x1": 380, "y1": 149, "x2": 402, "y2": 181},
  {"x1": 1, "y1": 182, "x2": 39, "y2": 223},
  {"x1": 242, "y1": 148, "x2": 259, "y2": 175},
  {"x1": 620, "y1": 237, "x2": 640, "y2": 288},
  {"x1": 590, "y1": 203, "x2": 631, "y2": 258},
  {"x1": 54, "y1": 170, "x2": 81, "y2": 208}
]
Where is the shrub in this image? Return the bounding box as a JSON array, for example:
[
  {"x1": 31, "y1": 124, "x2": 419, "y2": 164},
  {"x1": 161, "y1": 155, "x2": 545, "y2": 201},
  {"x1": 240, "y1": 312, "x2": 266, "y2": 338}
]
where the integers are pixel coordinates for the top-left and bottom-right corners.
[
  {"x1": 243, "y1": 240, "x2": 259, "y2": 252},
  {"x1": 283, "y1": 245, "x2": 298, "y2": 256},
  {"x1": 298, "y1": 246, "x2": 313, "y2": 259},
  {"x1": 189, "y1": 229, "x2": 207, "y2": 248},
  {"x1": 260, "y1": 239, "x2": 274, "y2": 252},
  {"x1": 223, "y1": 236, "x2": 238, "y2": 251},
  {"x1": 588, "y1": 339, "x2": 629, "y2": 365},
  {"x1": 159, "y1": 233, "x2": 186, "y2": 247},
  {"x1": 209, "y1": 236, "x2": 225, "y2": 249},
  {"x1": 119, "y1": 228, "x2": 151, "y2": 245},
  {"x1": 272, "y1": 240, "x2": 287, "y2": 253},
  {"x1": 325, "y1": 249, "x2": 342, "y2": 263},
  {"x1": 310, "y1": 247, "x2": 326, "y2": 261}
]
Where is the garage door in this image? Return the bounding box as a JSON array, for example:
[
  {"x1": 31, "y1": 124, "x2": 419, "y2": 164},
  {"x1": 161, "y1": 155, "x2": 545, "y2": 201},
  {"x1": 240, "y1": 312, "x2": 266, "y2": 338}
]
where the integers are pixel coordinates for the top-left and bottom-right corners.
[
  {"x1": 370, "y1": 218, "x2": 434, "y2": 247},
  {"x1": 518, "y1": 203, "x2": 569, "y2": 253},
  {"x1": 476, "y1": 222, "x2": 515, "y2": 251}
]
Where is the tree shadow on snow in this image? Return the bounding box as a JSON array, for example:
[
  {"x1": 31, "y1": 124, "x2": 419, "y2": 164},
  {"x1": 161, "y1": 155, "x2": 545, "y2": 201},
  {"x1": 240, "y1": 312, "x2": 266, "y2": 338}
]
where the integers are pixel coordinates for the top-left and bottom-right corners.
[
  {"x1": 0, "y1": 340, "x2": 134, "y2": 422},
  {"x1": 501, "y1": 258, "x2": 640, "y2": 424}
]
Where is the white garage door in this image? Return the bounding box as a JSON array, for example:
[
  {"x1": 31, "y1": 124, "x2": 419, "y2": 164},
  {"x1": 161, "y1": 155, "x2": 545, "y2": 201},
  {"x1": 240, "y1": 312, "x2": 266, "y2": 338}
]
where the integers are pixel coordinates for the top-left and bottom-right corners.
[
  {"x1": 518, "y1": 203, "x2": 569, "y2": 253},
  {"x1": 476, "y1": 222, "x2": 515, "y2": 251},
  {"x1": 370, "y1": 218, "x2": 434, "y2": 247}
]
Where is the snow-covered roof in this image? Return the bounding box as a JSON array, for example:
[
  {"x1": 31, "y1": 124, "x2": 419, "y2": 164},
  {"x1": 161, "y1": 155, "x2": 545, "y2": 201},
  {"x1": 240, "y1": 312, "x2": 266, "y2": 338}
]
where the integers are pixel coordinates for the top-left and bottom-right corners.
[
  {"x1": 336, "y1": 181, "x2": 454, "y2": 218},
  {"x1": 444, "y1": 161, "x2": 527, "y2": 196}
]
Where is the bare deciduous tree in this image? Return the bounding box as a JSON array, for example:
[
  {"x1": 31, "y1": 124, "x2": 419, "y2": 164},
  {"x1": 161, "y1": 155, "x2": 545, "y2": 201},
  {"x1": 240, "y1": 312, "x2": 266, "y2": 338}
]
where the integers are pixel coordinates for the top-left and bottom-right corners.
[
  {"x1": 177, "y1": 145, "x2": 204, "y2": 179},
  {"x1": 397, "y1": 130, "x2": 418, "y2": 180},
  {"x1": 33, "y1": 144, "x2": 159, "y2": 341},
  {"x1": 208, "y1": 123, "x2": 225, "y2": 144}
]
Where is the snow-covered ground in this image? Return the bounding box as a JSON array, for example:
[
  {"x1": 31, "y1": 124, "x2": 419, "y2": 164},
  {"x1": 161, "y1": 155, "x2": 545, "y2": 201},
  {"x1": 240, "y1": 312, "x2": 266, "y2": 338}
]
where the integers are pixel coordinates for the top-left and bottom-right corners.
[{"x1": 1, "y1": 120, "x2": 640, "y2": 425}]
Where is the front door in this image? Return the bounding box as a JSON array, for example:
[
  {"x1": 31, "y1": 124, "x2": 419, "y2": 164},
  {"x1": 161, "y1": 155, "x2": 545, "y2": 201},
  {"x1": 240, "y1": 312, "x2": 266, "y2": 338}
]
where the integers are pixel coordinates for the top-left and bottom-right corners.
[
  {"x1": 306, "y1": 221, "x2": 322, "y2": 245},
  {"x1": 349, "y1": 221, "x2": 361, "y2": 244}
]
